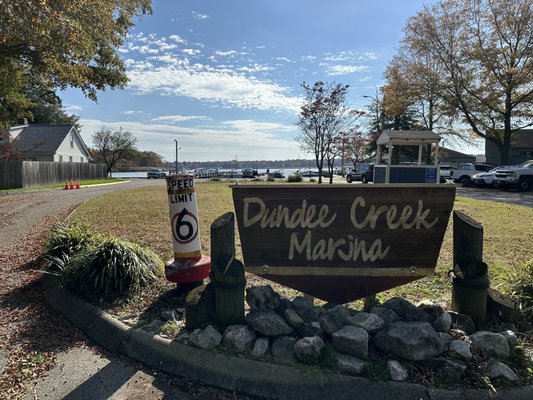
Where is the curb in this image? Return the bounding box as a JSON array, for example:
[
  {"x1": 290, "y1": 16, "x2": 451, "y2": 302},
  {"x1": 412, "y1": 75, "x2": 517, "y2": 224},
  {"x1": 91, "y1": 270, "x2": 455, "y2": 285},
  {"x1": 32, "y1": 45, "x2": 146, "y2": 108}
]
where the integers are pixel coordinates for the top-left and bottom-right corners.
[{"x1": 40, "y1": 274, "x2": 533, "y2": 400}]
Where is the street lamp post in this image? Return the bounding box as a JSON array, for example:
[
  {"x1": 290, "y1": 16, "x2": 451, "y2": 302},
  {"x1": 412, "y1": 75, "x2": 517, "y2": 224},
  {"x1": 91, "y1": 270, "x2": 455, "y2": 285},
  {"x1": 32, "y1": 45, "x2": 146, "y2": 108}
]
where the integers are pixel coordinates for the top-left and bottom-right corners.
[{"x1": 173, "y1": 139, "x2": 181, "y2": 174}]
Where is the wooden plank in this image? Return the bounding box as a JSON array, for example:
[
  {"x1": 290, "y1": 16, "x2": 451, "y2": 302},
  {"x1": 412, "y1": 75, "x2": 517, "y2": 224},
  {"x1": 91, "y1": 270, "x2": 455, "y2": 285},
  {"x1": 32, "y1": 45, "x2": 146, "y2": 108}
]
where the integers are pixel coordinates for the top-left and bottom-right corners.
[{"x1": 233, "y1": 184, "x2": 455, "y2": 303}]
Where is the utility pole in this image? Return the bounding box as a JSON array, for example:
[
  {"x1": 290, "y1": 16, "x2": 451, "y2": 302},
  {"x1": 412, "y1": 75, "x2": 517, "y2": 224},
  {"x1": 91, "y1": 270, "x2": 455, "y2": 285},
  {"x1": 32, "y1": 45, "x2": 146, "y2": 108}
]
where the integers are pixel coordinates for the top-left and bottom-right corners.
[{"x1": 174, "y1": 139, "x2": 181, "y2": 174}]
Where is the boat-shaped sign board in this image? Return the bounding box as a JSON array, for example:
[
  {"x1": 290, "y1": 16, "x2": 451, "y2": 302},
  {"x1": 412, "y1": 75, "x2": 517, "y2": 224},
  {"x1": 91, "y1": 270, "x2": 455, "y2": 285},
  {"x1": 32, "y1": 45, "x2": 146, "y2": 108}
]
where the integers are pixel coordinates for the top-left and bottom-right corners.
[{"x1": 232, "y1": 184, "x2": 456, "y2": 304}]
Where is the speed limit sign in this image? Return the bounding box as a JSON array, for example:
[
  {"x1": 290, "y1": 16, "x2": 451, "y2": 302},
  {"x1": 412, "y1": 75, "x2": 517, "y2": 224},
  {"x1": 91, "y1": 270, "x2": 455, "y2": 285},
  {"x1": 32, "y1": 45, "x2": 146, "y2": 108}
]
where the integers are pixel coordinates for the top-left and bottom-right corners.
[{"x1": 166, "y1": 174, "x2": 202, "y2": 259}]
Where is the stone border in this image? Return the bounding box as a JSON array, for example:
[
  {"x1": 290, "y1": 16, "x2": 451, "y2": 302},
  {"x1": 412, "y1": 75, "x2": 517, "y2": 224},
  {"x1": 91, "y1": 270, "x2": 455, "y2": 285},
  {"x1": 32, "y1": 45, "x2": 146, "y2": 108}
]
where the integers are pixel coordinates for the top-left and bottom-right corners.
[{"x1": 40, "y1": 274, "x2": 533, "y2": 400}]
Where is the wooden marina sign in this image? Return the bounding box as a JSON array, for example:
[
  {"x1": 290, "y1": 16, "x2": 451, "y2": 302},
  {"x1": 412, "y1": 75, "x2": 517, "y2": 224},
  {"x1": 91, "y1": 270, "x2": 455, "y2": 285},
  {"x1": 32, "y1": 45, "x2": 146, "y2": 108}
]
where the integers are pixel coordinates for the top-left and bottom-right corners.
[{"x1": 232, "y1": 184, "x2": 456, "y2": 303}]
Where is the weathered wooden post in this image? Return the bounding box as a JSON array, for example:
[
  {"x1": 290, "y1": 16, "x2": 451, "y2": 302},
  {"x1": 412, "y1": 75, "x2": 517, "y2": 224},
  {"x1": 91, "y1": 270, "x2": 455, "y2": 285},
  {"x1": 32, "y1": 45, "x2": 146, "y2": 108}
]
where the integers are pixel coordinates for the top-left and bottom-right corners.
[
  {"x1": 210, "y1": 212, "x2": 246, "y2": 327},
  {"x1": 451, "y1": 210, "x2": 489, "y2": 328},
  {"x1": 185, "y1": 212, "x2": 245, "y2": 330}
]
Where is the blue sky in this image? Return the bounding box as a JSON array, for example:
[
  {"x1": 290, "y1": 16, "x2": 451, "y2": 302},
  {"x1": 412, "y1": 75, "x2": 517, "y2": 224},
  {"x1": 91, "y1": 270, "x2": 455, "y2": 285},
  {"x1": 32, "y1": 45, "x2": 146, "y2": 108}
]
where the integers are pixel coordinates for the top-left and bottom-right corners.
[{"x1": 61, "y1": 0, "x2": 480, "y2": 162}]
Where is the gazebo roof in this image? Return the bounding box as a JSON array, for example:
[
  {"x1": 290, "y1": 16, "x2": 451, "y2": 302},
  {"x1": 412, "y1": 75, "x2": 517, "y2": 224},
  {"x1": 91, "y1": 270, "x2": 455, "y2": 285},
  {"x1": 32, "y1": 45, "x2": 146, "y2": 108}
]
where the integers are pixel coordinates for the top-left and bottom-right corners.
[{"x1": 377, "y1": 130, "x2": 441, "y2": 145}]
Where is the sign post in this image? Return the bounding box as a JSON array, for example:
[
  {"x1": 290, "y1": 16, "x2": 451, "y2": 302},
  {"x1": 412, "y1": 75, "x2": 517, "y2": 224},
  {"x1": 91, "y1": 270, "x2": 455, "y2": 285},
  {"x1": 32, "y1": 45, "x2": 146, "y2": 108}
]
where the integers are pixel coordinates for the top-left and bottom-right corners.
[{"x1": 165, "y1": 174, "x2": 211, "y2": 288}]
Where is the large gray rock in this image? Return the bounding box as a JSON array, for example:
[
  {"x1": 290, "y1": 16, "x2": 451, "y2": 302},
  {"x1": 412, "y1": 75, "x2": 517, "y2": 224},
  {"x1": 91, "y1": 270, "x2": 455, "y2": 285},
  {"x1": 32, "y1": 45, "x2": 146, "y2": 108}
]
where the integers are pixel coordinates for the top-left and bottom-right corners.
[
  {"x1": 189, "y1": 325, "x2": 222, "y2": 350},
  {"x1": 449, "y1": 340, "x2": 473, "y2": 361},
  {"x1": 482, "y1": 360, "x2": 518, "y2": 382},
  {"x1": 499, "y1": 330, "x2": 520, "y2": 348},
  {"x1": 328, "y1": 305, "x2": 352, "y2": 325},
  {"x1": 223, "y1": 324, "x2": 256, "y2": 353},
  {"x1": 292, "y1": 296, "x2": 314, "y2": 315},
  {"x1": 272, "y1": 336, "x2": 297, "y2": 364},
  {"x1": 332, "y1": 326, "x2": 369, "y2": 359},
  {"x1": 381, "y1": 297, "x2": 430, "y2": 322},
  {"x1": 301, "y1": 306, "x2": 324, "y2": 322},
  {"x1": 246, "y1": 285, "x2": 281, "y2": 311},
  {"x1": 346, "y1": 312, "x2": 385, "y2": 334},
  {"x1": 251, "y1": 337, "x2": 269, "y2": 357},
  {"x1": 370, "y1": 306, "x2": 400, "y2": 326},
  {"x1": 296, "y1": 321, "x2": 324, "y2": 339},
  {"x1": 375, "y1": 321, "x2": 446, "y2": 361},
  {"x1": 469, "y1": 331, "x2": 510, "y2": 359},
  {"x1": 294, "y1": 336, "x2": 324, "y2": 364},
  {"x1": 387, "y1": 360, "x2": 408, "y2": 381},
  {"x1": 318, "y1": 312, "x2": 342, "y2": 335},
  {"x1": 334, "y1": 351, "x2": 368, "y2": 375},
  {"x1": 433, "y1": 312, "x2": 452, "y2": 333},
  {"x1": 283, "y1": 308, "x2": 305, "y2": 328},
  {"x1": 246, "y1": 310, "x2": 293, "y2": 336}
]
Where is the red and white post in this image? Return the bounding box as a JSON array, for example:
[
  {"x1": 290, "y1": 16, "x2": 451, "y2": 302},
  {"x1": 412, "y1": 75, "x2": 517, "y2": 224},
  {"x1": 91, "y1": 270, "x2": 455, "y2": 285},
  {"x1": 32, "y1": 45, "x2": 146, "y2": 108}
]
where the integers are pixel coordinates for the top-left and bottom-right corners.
[{"x1": 165, "y1": 174, "x2": 211, "y2": 289}]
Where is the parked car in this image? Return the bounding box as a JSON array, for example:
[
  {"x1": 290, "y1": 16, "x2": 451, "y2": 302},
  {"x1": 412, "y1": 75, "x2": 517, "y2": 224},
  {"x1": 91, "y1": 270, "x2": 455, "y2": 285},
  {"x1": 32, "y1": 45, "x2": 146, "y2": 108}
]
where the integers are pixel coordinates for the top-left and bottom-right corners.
[
  {"x1": 272, "y1": 170, "x2": 285, "y2": 179},
  {"x1": 471, "y1": 167, "x2": 506, "y2": 188},
  {"x1": 242, "y1": 168, "x2": 257, "y2": 178},
  {"x1": 146, "y1": 169, "x2": 166, "y2": 179},
  {"x1": 493, "y1": 160, "x2": 533, "y2": 191},
  {"x1": 346, "y1": 164, "x2": 374, "y2": 183},
  {"x1": 439, "y1": 165, "x2": 457, "y2": 181},
  {"x1": 448, "y1": 163, "x2": 495, "y2": 186}
]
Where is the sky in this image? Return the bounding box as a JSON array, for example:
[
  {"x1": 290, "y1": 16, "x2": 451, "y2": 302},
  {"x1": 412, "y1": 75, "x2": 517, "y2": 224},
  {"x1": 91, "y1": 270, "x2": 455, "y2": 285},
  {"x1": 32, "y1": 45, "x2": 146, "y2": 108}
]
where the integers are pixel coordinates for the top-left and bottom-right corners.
[{"x1": 61, "y1": 0, "x2": 483, "y2": 163}]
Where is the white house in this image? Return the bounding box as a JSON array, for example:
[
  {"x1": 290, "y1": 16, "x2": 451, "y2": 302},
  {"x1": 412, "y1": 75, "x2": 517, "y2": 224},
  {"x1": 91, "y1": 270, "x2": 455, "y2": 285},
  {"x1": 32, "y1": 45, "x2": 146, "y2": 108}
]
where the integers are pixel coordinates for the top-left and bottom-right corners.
[{"x1": 1, "y1": 124, "x2": 92, "y2": 163}]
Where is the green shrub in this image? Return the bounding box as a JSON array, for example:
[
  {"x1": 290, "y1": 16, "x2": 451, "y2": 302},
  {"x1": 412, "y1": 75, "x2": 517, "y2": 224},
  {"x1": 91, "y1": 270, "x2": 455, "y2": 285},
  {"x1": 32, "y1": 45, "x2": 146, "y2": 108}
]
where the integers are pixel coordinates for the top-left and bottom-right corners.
[
  {"x1": 61, "y1": 237, "x2": 164, "y2": 301},
  {"x1": 508, "y1": 259, "x2": 533, "y2": 322},
  {"x1": 45, "y1": 221, "x2": 98, "y2": 258},
  {"x1": 287, "y1": 174, "x2": 303, "y2": 183},
  {"x1": 43, "y1": 222, "x2": 99, "y2": 272},
  {"x1": 267, "y1": 176, "x2": 275, "y2": 182}
]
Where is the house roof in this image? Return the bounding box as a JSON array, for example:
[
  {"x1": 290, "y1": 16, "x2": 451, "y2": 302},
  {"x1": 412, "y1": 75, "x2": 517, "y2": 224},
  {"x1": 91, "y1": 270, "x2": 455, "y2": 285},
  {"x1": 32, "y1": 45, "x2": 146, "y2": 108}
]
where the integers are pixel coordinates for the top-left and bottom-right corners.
[
  {"x1": 12, "y1": 124, "x2": 75, "y2": 153},
  {"x1": 377, "y1": 130, "x2": 441, "y2": 145}
]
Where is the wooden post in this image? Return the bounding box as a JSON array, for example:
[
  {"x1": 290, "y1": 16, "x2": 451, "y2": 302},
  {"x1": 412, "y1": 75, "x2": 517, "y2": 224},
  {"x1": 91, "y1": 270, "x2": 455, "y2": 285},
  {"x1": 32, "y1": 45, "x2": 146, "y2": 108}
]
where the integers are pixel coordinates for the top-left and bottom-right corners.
[
  {"x1": 210, "y1": 212, "x2": 246, "y2": 327},
  {"x1": 451, "y1": 211, "x2": 489, "y2": 328}
]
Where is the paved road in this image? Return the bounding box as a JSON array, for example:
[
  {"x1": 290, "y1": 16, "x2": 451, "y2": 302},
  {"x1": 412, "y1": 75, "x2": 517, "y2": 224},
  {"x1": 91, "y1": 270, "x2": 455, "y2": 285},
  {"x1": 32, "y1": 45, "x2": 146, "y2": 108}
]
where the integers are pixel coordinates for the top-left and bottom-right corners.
[{"x1": 0, "y1": 179, "x2": 233, "y2": 400}]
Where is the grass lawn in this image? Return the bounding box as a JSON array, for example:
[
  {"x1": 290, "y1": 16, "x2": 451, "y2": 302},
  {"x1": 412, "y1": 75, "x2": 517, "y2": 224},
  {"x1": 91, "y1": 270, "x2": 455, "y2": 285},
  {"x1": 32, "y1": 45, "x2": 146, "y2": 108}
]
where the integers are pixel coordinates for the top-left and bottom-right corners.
[{"x1": 68, "y1": 181, "x2": 533, "y2": 309}]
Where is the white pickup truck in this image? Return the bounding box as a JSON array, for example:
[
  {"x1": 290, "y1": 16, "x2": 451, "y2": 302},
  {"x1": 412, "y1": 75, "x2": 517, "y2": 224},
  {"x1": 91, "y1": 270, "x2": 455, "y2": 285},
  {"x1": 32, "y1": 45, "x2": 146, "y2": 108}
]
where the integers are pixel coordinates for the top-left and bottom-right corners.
[
  {"x1": 493, "y1": 160, "x2": 533, "y2": 191},
  {"x1": 448, "y1": 163, "x2": 495, "y2": 186}
]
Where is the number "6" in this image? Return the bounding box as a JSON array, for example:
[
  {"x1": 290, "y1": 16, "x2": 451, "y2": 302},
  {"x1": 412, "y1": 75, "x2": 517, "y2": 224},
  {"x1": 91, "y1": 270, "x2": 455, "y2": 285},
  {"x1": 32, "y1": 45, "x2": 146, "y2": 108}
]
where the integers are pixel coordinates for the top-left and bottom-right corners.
[{"x1": 173, "y1": 208, "x2": 198, "y2": 244}]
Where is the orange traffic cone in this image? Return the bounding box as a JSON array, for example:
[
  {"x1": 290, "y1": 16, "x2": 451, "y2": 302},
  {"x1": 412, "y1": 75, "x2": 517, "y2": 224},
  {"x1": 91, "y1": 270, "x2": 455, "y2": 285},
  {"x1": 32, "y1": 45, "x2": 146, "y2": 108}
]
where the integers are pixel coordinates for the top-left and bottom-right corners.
[
  {"x1": 75, "y1": 179, "x2": 80, "y2": 189},
  {"x1": 69, "y1": 179, "x2": 74, "y2": 190},
  {"x1": 64, "y1": 179, "x2": 69, "y2": 190}
]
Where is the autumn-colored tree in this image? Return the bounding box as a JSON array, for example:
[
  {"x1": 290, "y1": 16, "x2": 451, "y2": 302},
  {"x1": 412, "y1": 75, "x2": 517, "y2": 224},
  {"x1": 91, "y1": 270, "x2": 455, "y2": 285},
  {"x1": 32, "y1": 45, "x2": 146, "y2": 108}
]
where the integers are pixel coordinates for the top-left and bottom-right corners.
[
  {"x1": 399, "y1": 0, "x2": 533, "y2": 164},
  {"x1": 297, "y1": 81, "x2": 361, "y2": 183},
  {"x1": 91, "y1": 129, "x2": 138, "y2": 176},
  {"x1": 0, "y1": 0, "x2": 151, "y2": 127}
]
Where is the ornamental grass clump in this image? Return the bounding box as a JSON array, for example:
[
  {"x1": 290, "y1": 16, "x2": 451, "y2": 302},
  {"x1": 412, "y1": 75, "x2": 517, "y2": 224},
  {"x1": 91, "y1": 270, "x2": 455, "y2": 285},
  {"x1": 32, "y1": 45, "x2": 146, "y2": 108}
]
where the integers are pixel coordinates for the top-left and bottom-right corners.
[
  {"x1": 45, "y1": 221, "x2": 98, "y2": 258},
  {"x1": 60, "y1": 237, "x2": 164, "y2": 302},
  {"x1": 43, "y1": 222, "x2": 100, "y2": 272}
]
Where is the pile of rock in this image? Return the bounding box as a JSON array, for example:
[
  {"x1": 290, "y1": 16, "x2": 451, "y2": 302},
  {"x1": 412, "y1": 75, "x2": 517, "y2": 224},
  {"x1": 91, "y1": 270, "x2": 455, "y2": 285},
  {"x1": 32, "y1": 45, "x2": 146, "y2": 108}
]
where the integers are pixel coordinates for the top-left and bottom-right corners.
[{"x1": 154, "y1": 286, "x2": 529, "y2": 385}]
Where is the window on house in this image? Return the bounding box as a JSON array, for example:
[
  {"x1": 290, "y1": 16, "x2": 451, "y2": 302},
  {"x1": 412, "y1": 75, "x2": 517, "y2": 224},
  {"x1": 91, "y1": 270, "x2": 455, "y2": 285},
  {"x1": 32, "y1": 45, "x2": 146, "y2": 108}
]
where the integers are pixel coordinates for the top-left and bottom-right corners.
[
  {"x1": 69, "y1": 156, "x2": 73, "y2": 163},
  {"x1": 70, "y1": 134, "x2": 74, "y2": 148},
  {"x1": 59, "y1": 156, "x2": 63, "y2": 162},
  {"x1": 80, "y1": 156, "x2": 84, "y2": 163}
]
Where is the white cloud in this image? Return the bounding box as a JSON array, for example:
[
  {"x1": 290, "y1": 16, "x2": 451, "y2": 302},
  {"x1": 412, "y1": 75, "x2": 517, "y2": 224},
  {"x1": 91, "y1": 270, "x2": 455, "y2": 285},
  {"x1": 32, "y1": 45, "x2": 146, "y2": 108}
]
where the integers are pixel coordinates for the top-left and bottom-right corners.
[
  {"x1": 192, "y1": 11, "x2": 209, "y2": 20},
  {"x1": 127, "y1": 63, "x2": 302, "y2": 113},
  {"x1": 121, "y1": 110, "x2": 147, "y2": 116},
  {"x1": 325, "y1": 65, "x2": 369, "y2": 76},
  {"x1": 64, "y1": 103, "x2": 83, "y2": 111},
  {"x1": 151, "y1": 115, "x2": 210, "y2": 123},
  {"x1": 78, "y1": 118, "x2": 299, "y2": 162},
  {"x1": 169, "y1": 34, "x2": 186, "y2": 44}
]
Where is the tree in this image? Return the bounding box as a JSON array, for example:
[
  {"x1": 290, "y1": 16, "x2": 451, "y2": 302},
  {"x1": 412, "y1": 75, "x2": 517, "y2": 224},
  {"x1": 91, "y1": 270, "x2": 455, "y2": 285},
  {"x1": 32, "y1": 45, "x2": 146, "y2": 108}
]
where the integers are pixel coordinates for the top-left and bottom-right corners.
[
  {"x1": 0, "y1": 0, "x2": 151, "y2": 127},
  {"x1": 297, "y1": 81, "x2": 360, "y2": 184},
  {"x1": 92, "y1": 129, "x2": 138, "y2": 176},
  {"x1": 401, "y1": 0, "x2": 533, "y2": 164}
]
